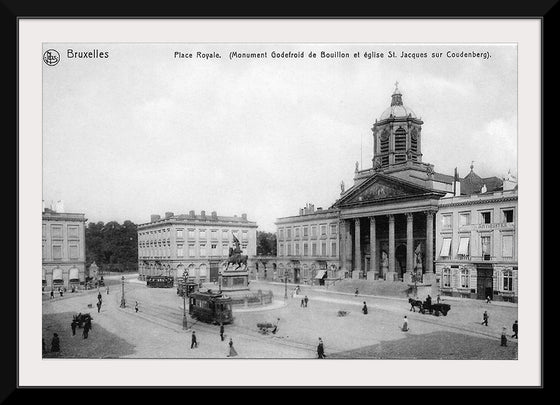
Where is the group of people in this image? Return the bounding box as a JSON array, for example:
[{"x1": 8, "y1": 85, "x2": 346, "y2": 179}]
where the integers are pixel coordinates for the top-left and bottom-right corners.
[
  {"x1": 300, "y1": 295, "x2": 309, "y2": 308},
  {"x1": 49, "y1": 287, "x2": 66, "y2": 299},
  {"x1": 189, "y1": 323, "x2": 238, "y2": 357}
]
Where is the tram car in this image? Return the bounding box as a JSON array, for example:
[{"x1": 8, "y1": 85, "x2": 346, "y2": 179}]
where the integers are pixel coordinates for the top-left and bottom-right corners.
[
  {"x1": 176, "y1": 278, "x2": 199, "y2": 297},
  {"x1": 146, "y1": 275, "x2": 174, "y2": 288},
  {"x1": 188, "y1": 290, "x2": 233, "y2": 325}
]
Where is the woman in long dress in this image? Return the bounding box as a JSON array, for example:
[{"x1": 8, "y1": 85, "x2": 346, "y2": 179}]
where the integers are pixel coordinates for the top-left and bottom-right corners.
[{"x1": 227, "y1": 338, "x2": 238, "y2": 357}]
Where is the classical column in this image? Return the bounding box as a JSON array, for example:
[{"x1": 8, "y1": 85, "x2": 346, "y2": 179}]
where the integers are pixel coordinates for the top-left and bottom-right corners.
[
  {"x1": 387, "y1": 214, "x2": 396, "y2": 281},
  {"x1": 339, "y1": 220, "x2": 346, "y2": 272},
  {"x1": 426, "y1": 210, "x2": 435, "y2": 274},
  {"x1": 369, "y1": 217, "x2": 377, "y2": 279},
  {"x1": 406, "y1": 213, "x2": 414, "y2": 273},
  {"x1": 353, "y1": 218, "x2": 361, "y2": 278}
]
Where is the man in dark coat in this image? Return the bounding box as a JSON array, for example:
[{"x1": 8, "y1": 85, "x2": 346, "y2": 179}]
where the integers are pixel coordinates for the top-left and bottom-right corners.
[
  {"x1": 219, "y1": 323, "x2": 225, "y2": 341},
  {"x1": 83, "y1": 319, "x2": 92, "y2": 339},
  {"x1": 317, "y1": 338, "x2": 325, "y2": 359},
  {"x1": 191, "y1": 331, "x2": 198, "y2": 348},
  {"x1": 512, "y1": 320, "x2": 518, "y2": 339},
  {"x1": 51, "y1": 333, "x2": 60, "y2": 352},
  {"x1": 304, "y1": 296, "x2": 309, "y2": 307},
  {"x1": 482, "y1": 311, "x2": 489, "y2": 326},
  {"x1": 71, "y1": 319, "x2": 77, "y2": 336},
  {"x1": 362, "y1": 302, "x2": 368, "y2": 315}
]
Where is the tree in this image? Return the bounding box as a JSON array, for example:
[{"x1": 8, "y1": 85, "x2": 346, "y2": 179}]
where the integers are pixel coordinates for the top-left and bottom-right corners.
[
  {"x1": 256, "y1": 231, "x2": 277, "y2": 256},
  {"x1": 85, "y1": 220, "x2": 138, "y2": 273}
]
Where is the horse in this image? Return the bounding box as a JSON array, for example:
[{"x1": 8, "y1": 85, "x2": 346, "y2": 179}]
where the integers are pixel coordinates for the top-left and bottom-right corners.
[
  {"x1": 408, "y1": 298, "x2": 423, "y2": 312},
  {"x1": 227, "y1": 248, "x2": 248, "y2": 271}
]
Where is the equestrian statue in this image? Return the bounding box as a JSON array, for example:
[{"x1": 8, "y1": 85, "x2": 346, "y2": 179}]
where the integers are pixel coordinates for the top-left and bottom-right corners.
[{"x1": 226, "y1": 235, "x2": 248, "y2": 271}]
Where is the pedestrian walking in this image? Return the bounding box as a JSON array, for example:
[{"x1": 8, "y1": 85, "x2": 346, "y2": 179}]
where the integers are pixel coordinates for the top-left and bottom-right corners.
[
  {"x1": 83, "y1": 319, "x2": 92, "y2": 339},
  {"x1": 512, "y1": 320, "x2": 518, "y2": 339},
  {"x1": 486, "y1": 295, "x2": 492, "y2": 304},
  {"x1": 304, "y1": 295, "x2": 309, "y2": 307},
  {"x1": 227, "y1": 338, "x2": 238, "y2": 357},
  {"x1": 362, "y1": 301, "x2": 368, "y2": 315},
  {"x1": 401, "y1": 316, "x2": 409, "y2": 332},
  {"x1": 436, "y1": 294, "x2": 441, "y2": 304},
  {"x1": 191, "y1": 331, "x2": 198, "y2": 349},
  {"x1": 482, "y1": 310, "x2": 489, "y2": 326},
  {"x1": 135, "y1": 301, "x2": 139, "y2": 313},
  {"x1": 355, "y1": 288, "x2": 359, "y2": 297},
  {"x1": 71, "y1": 319, "x2": 77, "y2": 336},
  {"x1": 96, "y1": 300, "x2": 102, "y2": 313},
  {"x1": 97, "y1": 292, "x2": 102, "y2": 302},
  {"x1": 50, "y1": 333, "x2": 60, "y2": 352},
  {"x1": 106, "y1": 286, "x2": 109, "y2": 295},
  {"x1": 59, "y1": 288, "x2": 63, "y2": 297},
  {"x1": 50, "y1": 290, "x2": 54, "y2": 299},
  {"x1": 300, "y1": 298, "x2": 305, "y2": 307},
  {"x1": 317, "y1": 337, "x2": 325, "y2": 359},
  {"x1": 501, "y1": 327, "x2": 508, "y2": 347},
  {"x1": 219, "y1": 323, "x2": 225, "y2": 341}
]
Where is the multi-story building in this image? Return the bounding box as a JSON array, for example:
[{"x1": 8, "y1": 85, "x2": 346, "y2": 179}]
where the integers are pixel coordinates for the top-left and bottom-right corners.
[
  {"x1": 274, "y1": 203, "x2": 341, "y2": 284},
  {"x1": 269, "y1": 84, "x2": 517, "y2": 301},
  {"x1": 42, "y1": 205, "x2": 87, "y2": 290},
  {"x1": 137, "y1": 210, "x2": 257, "y2": 283},
  {"x1": 435, "y1": 169, "x2": 518, "y2": 302}
]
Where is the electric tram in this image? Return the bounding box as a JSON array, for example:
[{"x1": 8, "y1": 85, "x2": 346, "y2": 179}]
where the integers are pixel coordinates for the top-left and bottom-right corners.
[{"x1": 188, "y1": 290, "x2": 233, "y2": 324}]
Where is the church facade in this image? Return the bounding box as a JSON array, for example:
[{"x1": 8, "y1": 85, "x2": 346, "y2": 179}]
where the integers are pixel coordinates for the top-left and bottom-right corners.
[{"x1": 268, "y1": 84, "x2": 518, "y2": 301}]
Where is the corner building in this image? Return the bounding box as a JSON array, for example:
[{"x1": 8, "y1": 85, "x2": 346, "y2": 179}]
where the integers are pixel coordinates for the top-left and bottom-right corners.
[
  {"x1": 137, "y1": 210, "x2": 257, "y2": 284},
  {"x1": 274, "y1": 85, "x2": 518, "y2": 301}
]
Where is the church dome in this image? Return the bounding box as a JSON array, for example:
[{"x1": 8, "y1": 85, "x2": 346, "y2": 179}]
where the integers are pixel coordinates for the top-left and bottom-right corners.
[{"x1": 379, "y1": 83, "x2": 417, "y2": 120}]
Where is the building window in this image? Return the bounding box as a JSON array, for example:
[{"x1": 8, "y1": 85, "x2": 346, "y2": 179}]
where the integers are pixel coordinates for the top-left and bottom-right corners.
[
  {"x1": 211, "y1": 230, "x2": 218, "y2": 240},
  {"x1": 502, "y1": 234, "x2": 514, "y2": 258},
  {"x1": 188, "y1": 229, "x2": 195, "y2": 239},
  {"x1": 68, "y1": 245, "x2": 79, "y2": 259},
  {"x1": 68, "y1": 226, "x2": 79, "y2": 239},
  {"x1": 222, "y1": 230, "x2": 229, "y2": 239},
  {"x1": 199, "y1": 244, "x2": 206, "y2": 257},
  {"x1": 320, "y1": 225, "x2": 327, "y2": 236},
  {"x1": 279, "y1": 244, "x2": 284, "y2": 256},
  {"x1": 502, "y1": 209, "x2": 514, "y2": 223},
  {"x1": 330, "y1": 224, "x2": 337, "y2": 235},
  {"x1": 502, "y1": 270, "x2": 513, "y2": 291},
  {"x1": 443, "y1": 268, "x2": 451, "y2": 287},
  {"x1": 442, "y1": 214, "x2": 452, "y2": 229},
  {"x1": 242, "y1": 230, "x2": 248, "y2": 241},
  {"x1": 457, "y1": 237, "x2": 470, "y2": 257},
  {"x1": 481, "y1": 235, "x2": 491, "y2": 259},
  {"x1": 303, "y1": 227, "x2": 309, "y2": 237},
  {"x1": 312, "y1": 243, "x2": 317, "y2": 256},
  {"x1": 286, "y1": 228, "x2": 292, "y2": 239},
  {"x1": 177, "y1": 246, "x2": 184, "y2": 258},
  {"x1": 440, "y1": 238, "x2": 452, "y2": 257},
  {"x1": 460, "y1": 269, "x2": 470, "y2": 288},
  {"x1": 321, "y1": 242, "x2": 327, "y2": 256},
  {"x1": 222, "y1": 244, "x2": 229, "y2": 256},
  {"x1": 459, "y1": 212, "x2": 470, "y2": 226},
  {"x1": 481, "y1": 211, "x2": 492, "y2": 224},
  {"x1": 51, "y1": 225, "x2": 63, "y2": 238},
  {"x1": 42, "y1": 243, "x2": 47, "y2": 259},
  {"x1": 177, "y1": 229, "x2": 184, "y2": 238},
  {"x1": 188, "y1": 244, "x2": 195, "y2": 257},
  {"x1": 278, "y1": 228, "x2": 284, "y2": 240},
  {"x1": 295, "y1": 243, "x2": 300, "y2": 256},
  {"x1": 311, "y1": 226, "x2": 317, "y2": 237},
  {"x1": 331, "y1": 242, "x2": 337, "y2": 257},
  {"x1": 295, "y1": 227, "x2": 300, "y2": 238},
  {"x1": 211, "y1": 243, "x2": 218, "y2": 255},
  {"x1": 199, "y1": 229, "x2": 207, "y2": 239},
  {"x1": 52, "y1": 245, "x2": 62, "y2": 260},
  {"x1": 303, "y1": 243, "x2": 309, "y2": 256},
  {"x1": 287, "y1": 244, "x2": 292, "y2": 256}
]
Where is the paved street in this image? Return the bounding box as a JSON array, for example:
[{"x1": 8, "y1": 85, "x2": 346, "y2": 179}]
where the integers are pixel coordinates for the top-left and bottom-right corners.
[{"x1": 42, "y1": 275, "x2": 518, "y2": 360}]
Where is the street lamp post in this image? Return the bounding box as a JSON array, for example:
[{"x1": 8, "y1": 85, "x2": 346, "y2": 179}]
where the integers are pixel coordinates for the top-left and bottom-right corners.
[
  {"x1": 120, "y1": 275, "x2": 126, "y2": 308},
  {"x1": 284, "y1": 275, "x2": 288, "y2": 299},
  {"x1": 182, "y1": 270, "x2": 189, "y2": 330}
]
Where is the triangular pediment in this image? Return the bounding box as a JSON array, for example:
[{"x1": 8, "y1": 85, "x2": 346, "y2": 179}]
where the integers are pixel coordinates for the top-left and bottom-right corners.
[{"x1": 333, "y1": 174, "x2": 443, "y2": 208}]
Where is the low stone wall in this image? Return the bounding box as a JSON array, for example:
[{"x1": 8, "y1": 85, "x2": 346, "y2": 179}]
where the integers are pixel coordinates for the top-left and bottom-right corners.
[{"x1": 228, "y1": 290, "x2": 274, "y2": 307}]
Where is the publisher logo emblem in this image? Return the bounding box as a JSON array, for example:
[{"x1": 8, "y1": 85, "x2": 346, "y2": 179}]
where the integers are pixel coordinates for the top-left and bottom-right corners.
[{"x1": 43, "y1": 49, "x2": 60, "y2": 66}]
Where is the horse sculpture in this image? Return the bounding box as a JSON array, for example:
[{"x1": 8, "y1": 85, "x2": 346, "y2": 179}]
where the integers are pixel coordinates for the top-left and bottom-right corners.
[
  {"x1": 408, "y1": 298, "x2": 423, "y2": 312},
  {"x1": 227, "y1": 247, "x2": 248, "y2": 271}
]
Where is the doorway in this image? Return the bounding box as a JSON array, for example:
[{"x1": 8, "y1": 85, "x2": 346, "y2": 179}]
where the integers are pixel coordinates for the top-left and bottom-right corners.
[{"x1": 476, "y1": 265, "x2": 494, "y2": 300}]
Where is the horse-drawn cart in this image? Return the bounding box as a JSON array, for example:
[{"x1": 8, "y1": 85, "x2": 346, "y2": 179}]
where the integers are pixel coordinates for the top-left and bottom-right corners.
[{"x1": 408, "y1": 298, "x2": 451, "y2": 316}]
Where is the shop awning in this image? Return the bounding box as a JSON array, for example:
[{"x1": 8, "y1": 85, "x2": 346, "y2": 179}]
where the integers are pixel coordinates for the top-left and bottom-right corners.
[
  {"x1": 440, "y1": 238, "x2": 452, "y2": 257},
  {"x1": 457, "y1": 237, "x2": 470, "y2": 255},
  {"x1": 315, "y1": 270, "x2": 327, "y2": 279}
]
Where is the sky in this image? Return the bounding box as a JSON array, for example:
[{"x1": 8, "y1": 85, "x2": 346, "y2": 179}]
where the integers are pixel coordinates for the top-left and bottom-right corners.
[{"x1": 42, "y1": 43, "x2": 517, "y2": 232}]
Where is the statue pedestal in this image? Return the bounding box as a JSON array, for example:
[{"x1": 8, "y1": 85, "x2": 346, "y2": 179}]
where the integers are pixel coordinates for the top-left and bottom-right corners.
[
  {"x1": 352, "y1": 271, "x2": 361, "y2": 279},
  {"x1": 219, "y1": 268, "x2": 250, "y2": 292},
  {"x1": 385, "y1": 272, "x2": 398, "y2": 282},
  {"x1": 366, "y1": 271, "x2": 376, "y2": 281}
]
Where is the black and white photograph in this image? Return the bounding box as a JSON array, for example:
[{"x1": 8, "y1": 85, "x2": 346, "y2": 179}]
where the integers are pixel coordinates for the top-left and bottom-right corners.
[{"x1": 17, "y1": 18, "x2": 542, "y2": 387}]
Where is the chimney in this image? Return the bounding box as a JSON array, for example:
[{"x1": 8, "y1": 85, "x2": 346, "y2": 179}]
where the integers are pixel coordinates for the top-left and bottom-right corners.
[
  {"x1": 242, "y1": 213, "x2": 247, "y2": 220},
  {"x1": 211, "y1": 211, "x2": 217, "y2": 219},
  {"x1": 165, "y1": 212, "x2": 174, "y2": 219},
  {"x1": 189, "y1": 210, "x2": 195, "y2": 218},
  {"x1": 151, "y1": 214, "x2": 161, "y2": 222},
  {"x1": 299, "y1": 208, "x2": 304, "y2": 215}
]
